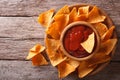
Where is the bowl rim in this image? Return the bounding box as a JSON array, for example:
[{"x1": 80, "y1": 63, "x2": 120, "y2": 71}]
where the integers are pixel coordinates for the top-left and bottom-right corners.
[{"x1": 60, "y1": 21, "x2": 100, "y2": 61}]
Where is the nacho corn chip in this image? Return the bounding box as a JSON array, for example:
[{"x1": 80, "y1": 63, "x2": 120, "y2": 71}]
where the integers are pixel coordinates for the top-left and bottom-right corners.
[
  {"x1": 54, "y1": 5, "x2": 70, "y2": 18},
  {"x1": 54, "y1": 14, "x2": 69, "y2": 34},
  {"x1": 75, "y1": 14, "x2": 88, "y2": 21},
  {"x1": 69, "y1": 7, "x2": 77, "y2": 23},
  {"x1": 66, "y1": 58, "x2": 80, "y2": 68},
  {"x1": 100, "y1": 39, "x2": 117, "y2": 55},
  {"x1": 38, "y1": 9, "x2": 54, "y2": 27},
  {"x1": 78, "y1": 6, "x2": 89, "y2": 14},
  {"x1": 26, "y1": 44, "x2": 45, "y2": 59},
  {"x1": 78, "y1": 61, "x2": 97, "y2": 78},
  {"x1": 26, "y1": 44, "x2": 48, "y2": 66},
  {"x1": 32, "y1": 53, "x2": 48, "y2": 66},
  {"x1": 45, "y1": 37, "x2": 67, "y2": 66},
  {"x1": 46, "y1": 22, "x2": 60, "y2": 39},
  {"x1": 81, "y1": 32, "x2": 95, "y2": 53},
  {"x1": 57, "y1": 61, "x2": 76, "y2": 78},
  {"x1": 93, "y1": 23, "x2": 108, "y2": 37},
  {"x1": 47, "y1": 14, "x2": 69, "y2": 39},
  {"x1": 86, "y1": 39, "x2": 117, "y2": 67},
  {"x1": 102, "y1": 26, "x2": 115, "y2": 41},
  {"x1": 87, "y1": 6, "x2": 106, "y2": 23}
]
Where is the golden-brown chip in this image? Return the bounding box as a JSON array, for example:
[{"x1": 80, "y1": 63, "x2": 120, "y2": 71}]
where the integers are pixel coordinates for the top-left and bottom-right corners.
[
  {"x1": 47, "y1": 14, "x2": 69, "y2": 39},
  {"x1": 54, "y1": 5, "x2": 70, "y2": 18},
  {"x1": 102, "y1": 26, "x2": 115, "y2": 41},
  {"x1": 45, "y1": 37, "x2": 67, "y2": 66},
  {"x1": 69, "y1": 7, "x2": 77, "y2": 23},
  {"x1": 100, "y1": 39, "x2": 117, "y2": 55},
  {"x1": 74, "y1": 14, "x2": 88, "y2": 21},
  {"x1": 57, "y1": 61, "x2": 77, "y2": 78},
  {"x1": 26, "y1": 44, "x2": 45, "y2": 59},
  {"x1": 46, "y1": 22, "x2": 60, "y2": 39},
  {"x1": 86, "y1": 39, "x2": 117, "y2": 67},
  {"x1": 87, "y1": 6, "x2": 106, "y2": 23},
  {"x1": 26, "y1": 44, "x2": 48, "y2": 66},
  {"x1": 78, "y1": 6, "x2": 89, "y2": 14},
  {"x1": 32, "y1": 53, "x2": 48, "y2": 66},
  {"x1": 78, "y1": 61, "x2": 97, "y2": 78},
  {"x1": 38, "y1": 9, "x2": 54, "y2": 28},
  {"x1": 93, "y1": 23, "x2": 108, "y2": 37},
  {"x1": 81, "y1": 32, "x2": 95, "y2": 53},
  {"x1": 66, "y1": 58, "x2": 80, "y2": 68}
]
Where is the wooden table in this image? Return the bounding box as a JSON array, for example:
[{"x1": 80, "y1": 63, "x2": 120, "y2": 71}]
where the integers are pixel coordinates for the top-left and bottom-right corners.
[{"x1": 0, "y1": 0, "x2": 120, "y2": 80}]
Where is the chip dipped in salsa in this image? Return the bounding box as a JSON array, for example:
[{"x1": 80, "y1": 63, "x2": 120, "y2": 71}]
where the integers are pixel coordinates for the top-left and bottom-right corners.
[{"x1": 63, "y1": 25, "x2": 96, "y2": 58}]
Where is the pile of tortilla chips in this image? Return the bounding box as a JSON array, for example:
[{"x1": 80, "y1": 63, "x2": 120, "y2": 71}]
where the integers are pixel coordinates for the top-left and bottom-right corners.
[{"x1": 26, "y1": 5, "x2": 117, "y2": 78}]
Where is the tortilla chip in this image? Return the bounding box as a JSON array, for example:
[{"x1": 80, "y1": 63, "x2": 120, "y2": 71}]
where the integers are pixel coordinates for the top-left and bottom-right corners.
[
  {"x1": 102, "y1": 26, "x2": 115, "y2": 41},
  {"x1": 75, "y1": 14, "x2": 88, "y2": 21},
  {"x1": 87, "y1": 6, "x2": 106, "y2": 23},
  {"x1": 26, "y1": 44, "x2": 45, "y2": 59},
  {"x1": 69, "y1": 7, "x2": 77, "y2": 23},
  {"x1": 26, "y1": 44, "x2": 48, "y2": 66},
  {"x1": 66, "y1": 58, "x2": 80, "y2": 68},
  {"x1": 100, "y1": 39, "x2": 117, "y2": 55},
  {"x1": 57, "y1": 61, "x2": 77, "y2": 78},
  {"x1": 45, "y1": 37, "x2": 67, "y2": 66},
  {"x1": 78, "y1": 6, "x2": 89, "y2": 14},
  {"x1": 46, "y1": 22, "x2": 60, "y2": 39},
  {"x1": 54, "y1": 14, "x2": 69, "y2": 34},
  {"x1": 38, "y1": 9, "x2": 54, "y2": 27},
  {"x1": 32, "y1": 53, "x2": 48, "y2": 66},
  {"x1": 78, "y1": 61, "x2": 97, "y2": 78},
  {"x1": 81, "y1": 32, "x2": 95, "y2": 53},
  {"x1": 86, "y1": 39, "x2": 117, "y2": 67},
  {"x1": 47, "y1": 14, "x2": 69, "y2": 39},
  {"x1": 54, "y1": 5, "x2": 70, "y2": 18},
  {"x1": 93, "y1": 23, "x2": 108, "y2": 37}
]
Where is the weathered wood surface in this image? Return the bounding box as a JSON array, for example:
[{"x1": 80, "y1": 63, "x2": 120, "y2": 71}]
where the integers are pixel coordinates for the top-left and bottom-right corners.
[
  {"x1": 0, "y1": 61, "x2": 119, "y2": 80},
  {"x1": 0, "y1": 0, "x2": 120, "y2": 80}
]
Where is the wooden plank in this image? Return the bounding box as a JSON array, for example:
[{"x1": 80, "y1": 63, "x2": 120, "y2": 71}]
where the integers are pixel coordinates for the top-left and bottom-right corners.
[
  {"x1": 0, "y1": 17, "x2": 119, "y2": 38},
  {"x1": 0, "y1": 37, "x2": 119, "y2": 61},
  {"x1": 0, "y1": 61, "x2": 119, "y2": 80},
  {"x1": 0, "y1": 17, "x2": 119, "y2": 60},
  {"x1": 0, "y1": 17, "x2": 44, "y2": 38},
  {"x1": 0, "y1": 0, "x2": 119, "y2": 20}
]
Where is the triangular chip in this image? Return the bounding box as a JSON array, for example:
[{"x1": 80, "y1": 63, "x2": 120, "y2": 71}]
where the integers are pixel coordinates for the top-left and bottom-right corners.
[
  {"x1": 54, "y1": 5, "x2": 70, "y2": 18},
  {"x1": 78, "y1": 6, "x2": 89, "y2": 14},
  {"x1": 54, "y1": 14, "x2": 69, "y2": 34},
  {"x1": 46, "y1": 22, "x2": 60, "y2": 39},
  {"x1": 81, "y1": 32, "x2": 95, "y2": 53},
  {"x1": 69, "y1": 7, "x2": 77, "y2": 23},
  {"x1": 100, "y1": 39, "x2": 117, "y2": 55},
  {"x1": 87, "y1": 54, "x2": 110, "y2": 67},
  {"x1": 32, "y1": 53, "x2": 48, "y2": 66},
  {"x1": 57, "y1": 61, "x2": 77, "y2": 78},
  {"x1": 38, "y1": 9, "x2": 54, "y2": 27},
  {"x1": 85, "y1": 39, "x2": 117, "y2": 67},
  {"x1": 78, "y1": 61, "x2": 97, "y2": 78},
  {"x1": 102, "y1": 26, "x2": 115, "y2": 41},
  {"x1": 66, "y1": 58, "x2": 80, "y2": 68},
  {"x1": 26, "y1": 44, "x2": 45, "y2": 59},
  {"x1": 93, "y1": 23, "x2": 108, "y2": 37},
  {"x1": 75, "y1": 6, "x2": 89, "y2": 21},
  {"x1": 87, "y1": 6, "x2": 106, "y2": 23},
  {"x1": 47, "y1": 14, "x2": 69, "y2": 39},
  {"x1": 45, "y1": 37, "x2": 67, "y2": 66},
  {"x1": 26, "y1": 44, "x2": 48, "y2": 66}
]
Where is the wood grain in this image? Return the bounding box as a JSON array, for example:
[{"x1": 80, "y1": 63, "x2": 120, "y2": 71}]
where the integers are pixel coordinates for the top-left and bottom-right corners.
[
  {"x1": 0, "y1": 0, "x2": 120, "y2": 80},
  {"x1": 0, "y1": 61, "x2": 119, "y2": 80},
  {"x1": 0, "y1": 17, "x2": 119, "y2": 60}
]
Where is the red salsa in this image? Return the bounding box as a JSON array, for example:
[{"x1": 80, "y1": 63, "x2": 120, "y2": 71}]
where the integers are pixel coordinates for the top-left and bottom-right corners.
[{"x1": 63, "y1": 25, "x2": 95, "y2": 58}]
